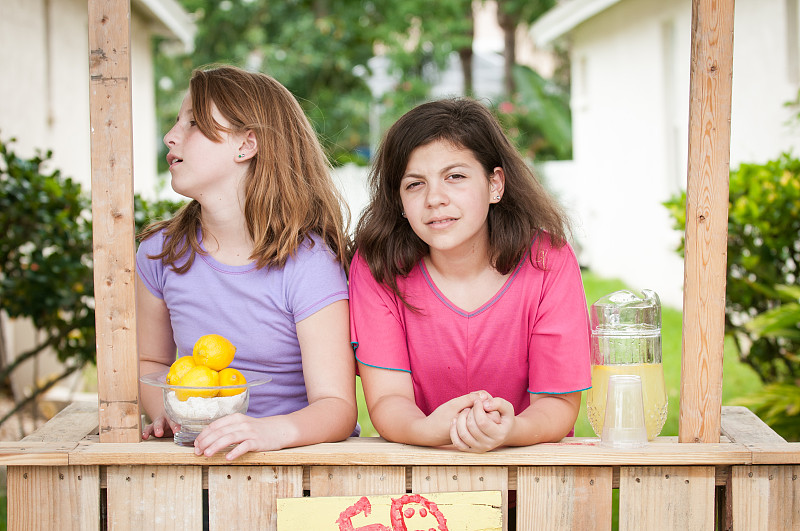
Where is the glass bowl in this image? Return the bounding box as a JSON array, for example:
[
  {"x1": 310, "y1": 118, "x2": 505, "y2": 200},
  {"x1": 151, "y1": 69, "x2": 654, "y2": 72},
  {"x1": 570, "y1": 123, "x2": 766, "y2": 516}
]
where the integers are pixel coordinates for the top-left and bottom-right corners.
[{"x1": 140, "y1": 369, "x2": 270, "y2": 446}]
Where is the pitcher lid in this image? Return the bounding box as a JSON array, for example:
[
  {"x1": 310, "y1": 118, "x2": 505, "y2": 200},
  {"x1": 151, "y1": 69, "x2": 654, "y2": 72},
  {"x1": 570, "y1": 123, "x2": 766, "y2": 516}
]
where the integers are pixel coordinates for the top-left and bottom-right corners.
[{"x1": 590, "y1": 289, "x2": 661, "y2": 332}]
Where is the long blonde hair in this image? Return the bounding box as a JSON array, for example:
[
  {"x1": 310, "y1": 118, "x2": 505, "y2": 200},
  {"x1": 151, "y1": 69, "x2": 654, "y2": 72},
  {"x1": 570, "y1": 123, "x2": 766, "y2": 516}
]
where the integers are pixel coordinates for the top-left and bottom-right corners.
[{"x1": 140, "y1": 65, "x2": 350, "y2": 272}]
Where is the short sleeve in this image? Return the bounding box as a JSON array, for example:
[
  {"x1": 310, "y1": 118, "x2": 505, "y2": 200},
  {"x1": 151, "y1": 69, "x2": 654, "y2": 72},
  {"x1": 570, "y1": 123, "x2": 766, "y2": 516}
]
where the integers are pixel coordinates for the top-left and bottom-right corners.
[
  {"x1": 283, "y1": 237, "x2": 348, "y2": 323},
  {"x1": 528, "y1": 242, "x2": 592, "y2": 394},
  {"x1": 348, "y1": 252, "x2": 411, "y2": 373},
  {"x1": 136, "y1": 231, "x2": 166, "y2": 299}
]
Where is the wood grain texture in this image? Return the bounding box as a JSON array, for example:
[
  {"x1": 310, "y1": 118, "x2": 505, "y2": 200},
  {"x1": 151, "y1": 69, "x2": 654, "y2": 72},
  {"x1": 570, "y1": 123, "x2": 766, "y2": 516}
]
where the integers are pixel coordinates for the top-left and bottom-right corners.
[
  {"x1": 730, "y1": 465, "x2": 800, "y2": 530},
  {"x1": 7, "y1": 465, "x2": 100, "y2": 530},
  {"x1": 66, "y1": 437, "x2": 754, "y2": 467},
  {"x1": 310, "y1": 465, "x2": 405, "y2": 496},
  {"x1": 517, "y1": 466, "x2": 612, "y2": 531},
  {"x1": 680, "y1": 0, "x2": 735, "y2": 444},
  {"x1": 619, "y1": 466, "x2": 715, "y2": 530},
  {"x1": 22, "y1": 401, "x2": 99, "y2": 443},
  {"x1": 209, "y1": 466, "x2": 302, "y2": 531},
  {"x1": 106, "y1": 465, "x2": 202, "y2": 530},
  {"x1": 87, "y1": 0, "x2": 140, "y2": 443},
  {"x1": 721, "y1": 406, "x2": 787, "y2": 444}
]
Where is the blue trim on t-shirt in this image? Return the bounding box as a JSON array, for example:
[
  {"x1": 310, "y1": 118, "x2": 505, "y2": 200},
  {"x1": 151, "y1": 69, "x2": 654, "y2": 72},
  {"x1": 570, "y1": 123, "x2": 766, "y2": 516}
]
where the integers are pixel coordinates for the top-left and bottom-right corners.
[
  {"x1": 355, "y1": 354, "x2": 411, "y2": 373},
  {"x1": 528, "y1": 385, "x2": 591, "y2": 395}
]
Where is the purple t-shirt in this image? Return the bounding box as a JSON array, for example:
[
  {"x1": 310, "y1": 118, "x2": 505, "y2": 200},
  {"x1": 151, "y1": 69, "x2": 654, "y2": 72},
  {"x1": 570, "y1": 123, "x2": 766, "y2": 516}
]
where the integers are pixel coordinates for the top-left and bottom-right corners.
[
  {"x1": 349, "y1": 236, "x2": 591, "y2": 418},
  {"x1": 136, "y1": 230, "x2": 348, "y2": 418}
]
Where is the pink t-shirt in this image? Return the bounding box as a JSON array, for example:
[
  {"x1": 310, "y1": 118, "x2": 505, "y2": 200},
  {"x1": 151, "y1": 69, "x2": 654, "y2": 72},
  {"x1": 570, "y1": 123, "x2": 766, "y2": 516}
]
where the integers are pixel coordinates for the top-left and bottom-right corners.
[{"x1": 349, "y1": 237, "x2": 591, "y2": 417}]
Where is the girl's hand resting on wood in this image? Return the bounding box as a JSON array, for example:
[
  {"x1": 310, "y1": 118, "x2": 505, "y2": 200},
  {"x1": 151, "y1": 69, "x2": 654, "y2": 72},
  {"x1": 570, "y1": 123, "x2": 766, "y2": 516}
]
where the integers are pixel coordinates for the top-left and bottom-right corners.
[
  {"x1": 193, "y1": 413, "x2": 293, "y2": 461},
  {"x1": 142, "y1": 414, "x2": 180, "y2": 440},
  {"x1": 450, "y1": 392, "x2": 514, "y2": 453}
]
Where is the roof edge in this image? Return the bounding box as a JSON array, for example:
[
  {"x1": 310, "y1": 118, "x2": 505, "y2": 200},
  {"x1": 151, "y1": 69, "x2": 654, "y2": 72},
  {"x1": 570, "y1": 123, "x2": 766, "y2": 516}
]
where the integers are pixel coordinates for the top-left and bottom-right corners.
[
  {"x1": 530, "y1": 0, "x2": 623, "y2": 47},
  {"x1": 132, "y1": 0, "x2": 196, "y2": 53}
]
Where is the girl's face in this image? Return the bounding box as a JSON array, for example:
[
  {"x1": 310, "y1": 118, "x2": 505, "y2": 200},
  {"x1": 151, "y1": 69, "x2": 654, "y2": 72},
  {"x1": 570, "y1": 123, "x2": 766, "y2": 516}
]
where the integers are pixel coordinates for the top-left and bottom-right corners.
[
  {"x1": 163, "y1": 93, "x2": 245, "y2": 201},
  {"x1": 399, "y1": 140, "x2": 504, "y2": 259}
]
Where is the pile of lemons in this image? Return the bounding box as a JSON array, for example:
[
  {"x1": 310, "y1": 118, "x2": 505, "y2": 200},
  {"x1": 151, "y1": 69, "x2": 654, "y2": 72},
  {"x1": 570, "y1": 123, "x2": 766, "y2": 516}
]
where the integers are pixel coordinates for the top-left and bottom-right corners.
[{"x1": 166, "y1": 334, "x2": 246, "y2": 401}]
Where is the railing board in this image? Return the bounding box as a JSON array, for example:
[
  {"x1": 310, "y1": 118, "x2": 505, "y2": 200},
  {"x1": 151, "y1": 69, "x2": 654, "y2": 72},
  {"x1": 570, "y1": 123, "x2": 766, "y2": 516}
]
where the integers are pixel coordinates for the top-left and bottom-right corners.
[
  {"x1": 517, "y1": 466, "x2": 612, "y2": 531},
  {"x1": 619, "y1": 466, "x2": 716, "y2": 530},
  {"x1": 720, "y1": 406, "x2": 787, "y2": 444},
  {"x1": 0, "y1": 442, "x2": 75, "y2": 465},
  {"x1": 310, "y1": 465, "x2": 406, "y2": 496},
  {"x1": 66, "y1": 438, "x2": 754, "y2": 467},
  {"x1": 412, "y1": 466, "x2": 509, "y2": 531},
  {"x1": 22, "y1": 401, "x2": 99, "y2": 443},
  {"x1": 730, "y1": 464, "x2": 800, "y2": 530},
  {"x1": 208, "y1": 465, "x2": 302, "y2": 531},
  {"x1": 106, "y1": 465, "x2": 202, "y2": 530},
  {"x1": 7, "y1": 465, "x2": 100, "y2": 530}
]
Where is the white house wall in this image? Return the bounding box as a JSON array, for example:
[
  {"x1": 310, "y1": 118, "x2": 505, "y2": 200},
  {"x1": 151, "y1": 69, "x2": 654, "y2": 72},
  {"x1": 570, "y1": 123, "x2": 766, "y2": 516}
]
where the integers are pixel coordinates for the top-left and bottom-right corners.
[
  {"x1": 0, "y1": 0, "x2": 162, "y2": 196},
  {"x1": 0, "y1": 0, "x2": 184, "y2": 402},
  {"x1": 541, "y1": 0, "x2": 800, "y2": 309}
]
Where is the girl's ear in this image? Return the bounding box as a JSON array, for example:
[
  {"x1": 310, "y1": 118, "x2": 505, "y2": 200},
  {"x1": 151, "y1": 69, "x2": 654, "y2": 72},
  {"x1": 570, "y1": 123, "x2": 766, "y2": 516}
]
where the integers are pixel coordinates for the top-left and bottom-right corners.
[
  {"x1": 489, "y1": 167, "x2": 505, "y2": 203},
  {"x1": 236, "y1": 130, "x2": 258, "y2": 162}
]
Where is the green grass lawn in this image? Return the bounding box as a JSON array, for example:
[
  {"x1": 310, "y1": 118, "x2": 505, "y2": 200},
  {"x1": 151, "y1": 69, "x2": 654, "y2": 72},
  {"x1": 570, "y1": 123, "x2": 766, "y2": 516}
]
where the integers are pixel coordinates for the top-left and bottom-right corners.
[{"x1": 356, "y1": 270, "x2": 765, "y2": 439}]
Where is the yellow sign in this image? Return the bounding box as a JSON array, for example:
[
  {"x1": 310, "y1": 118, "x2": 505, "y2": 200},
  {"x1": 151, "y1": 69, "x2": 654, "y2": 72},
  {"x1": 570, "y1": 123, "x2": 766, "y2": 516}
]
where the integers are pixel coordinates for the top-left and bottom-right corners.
[{"x1": 277, "y1": 490, "x2": 502, "y2": 531}]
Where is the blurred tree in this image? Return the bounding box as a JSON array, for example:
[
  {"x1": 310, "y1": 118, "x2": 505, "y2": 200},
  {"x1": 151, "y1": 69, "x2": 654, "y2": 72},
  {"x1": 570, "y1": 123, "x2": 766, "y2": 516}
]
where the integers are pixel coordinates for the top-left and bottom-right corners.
[
  {"x1": 0, "y1": 136, "x2": 183, "y2": 428},
  {"x1": 496, "y1": 0, "x2": 556, "y2": 97},
  {"x1": 154, "y1": 0, "x2": 569, "y2": 166}
]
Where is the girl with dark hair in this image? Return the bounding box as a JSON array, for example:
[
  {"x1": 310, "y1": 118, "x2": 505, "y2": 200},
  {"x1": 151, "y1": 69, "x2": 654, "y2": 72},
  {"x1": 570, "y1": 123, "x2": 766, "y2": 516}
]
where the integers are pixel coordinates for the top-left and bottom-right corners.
[
  {"x1": 137, "y1": 65, "x2": 358, "y2": 460},
  {"x1": 350, "y1": 98, "x2": 591, "y2": 452}
]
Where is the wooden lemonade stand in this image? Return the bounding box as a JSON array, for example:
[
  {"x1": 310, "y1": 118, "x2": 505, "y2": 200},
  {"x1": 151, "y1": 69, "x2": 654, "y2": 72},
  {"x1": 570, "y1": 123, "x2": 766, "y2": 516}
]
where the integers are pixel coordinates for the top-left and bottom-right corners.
[{"x1": 1, "y1": 0, "x2": 799, "y2": 529}]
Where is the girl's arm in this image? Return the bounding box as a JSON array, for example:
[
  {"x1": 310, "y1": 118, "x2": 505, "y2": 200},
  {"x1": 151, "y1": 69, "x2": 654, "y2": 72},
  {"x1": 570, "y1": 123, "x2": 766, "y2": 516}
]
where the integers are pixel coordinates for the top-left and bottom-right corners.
[
  {"x1": 136, "y1": 276, "x2": 181, "y2": 438},
  {"x1": 193, "y1": 299, "x2": 358, "y2": 460},
  {"x1": 359, "y1": 362, "x2": 484, "y2": 447},
  {"x1": 450, "y1": 391, "x2": 581, "y2": 453}
]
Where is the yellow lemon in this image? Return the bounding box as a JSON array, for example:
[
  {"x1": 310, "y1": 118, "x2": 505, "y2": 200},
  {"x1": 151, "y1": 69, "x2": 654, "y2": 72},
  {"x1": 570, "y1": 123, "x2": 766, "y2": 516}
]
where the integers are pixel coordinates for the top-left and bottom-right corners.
[
  {"x1": 218, "y1": 368, "x2": 247, "y2": 397},
  {"x1": 192, "y1": 334, "x2": 236, "y2": 371},
  {"x1": 174, "y1": 365, "x2": 220, "y2": 401},
  {"x1": 166, "y1": 355, "x2": 196, "y2": 385}
]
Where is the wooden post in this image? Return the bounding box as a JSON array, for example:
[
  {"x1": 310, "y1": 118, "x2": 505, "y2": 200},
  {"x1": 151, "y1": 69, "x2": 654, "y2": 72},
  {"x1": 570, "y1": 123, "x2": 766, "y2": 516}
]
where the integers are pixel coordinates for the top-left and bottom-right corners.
[
  {"x1": 679, "y1": 0, "x2": 735, "y2": 443},
  {"x1": 88, "y1": 0, "x2": 140, "y2": 443}
]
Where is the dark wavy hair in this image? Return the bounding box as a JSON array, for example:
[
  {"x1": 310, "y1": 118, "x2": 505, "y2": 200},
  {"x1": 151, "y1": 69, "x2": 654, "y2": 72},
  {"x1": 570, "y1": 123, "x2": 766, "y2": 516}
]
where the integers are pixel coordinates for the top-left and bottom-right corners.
[{"x1": 353, "y1": 97, "x2": 569, "y2": 300}]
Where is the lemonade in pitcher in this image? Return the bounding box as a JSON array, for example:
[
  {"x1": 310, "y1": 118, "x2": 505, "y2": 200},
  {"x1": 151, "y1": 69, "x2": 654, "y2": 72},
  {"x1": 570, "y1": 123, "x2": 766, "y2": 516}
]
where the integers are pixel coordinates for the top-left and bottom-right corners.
[
  {"x1": 587, "y1": 289, "x2": 668, "y2": 440},
  {"x1": 587, "y1": 363, "x2": 667, "y2": 440}
]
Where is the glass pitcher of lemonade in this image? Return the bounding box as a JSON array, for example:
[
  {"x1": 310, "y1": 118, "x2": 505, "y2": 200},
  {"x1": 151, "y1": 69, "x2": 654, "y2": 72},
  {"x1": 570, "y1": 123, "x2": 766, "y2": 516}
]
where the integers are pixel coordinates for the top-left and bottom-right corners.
[{"x1": 586, "y1": 289, "x2": 668, "y2": 440}]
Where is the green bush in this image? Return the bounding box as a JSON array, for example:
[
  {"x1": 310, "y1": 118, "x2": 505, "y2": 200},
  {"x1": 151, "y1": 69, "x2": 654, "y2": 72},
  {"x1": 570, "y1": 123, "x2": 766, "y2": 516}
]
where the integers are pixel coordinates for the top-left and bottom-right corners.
[
  {"x1": 664, "y1": 153, "x2": 800, "y2": 440},
  {"x1": 0, "y1": 136, "x2": 183, "y2": 424}
]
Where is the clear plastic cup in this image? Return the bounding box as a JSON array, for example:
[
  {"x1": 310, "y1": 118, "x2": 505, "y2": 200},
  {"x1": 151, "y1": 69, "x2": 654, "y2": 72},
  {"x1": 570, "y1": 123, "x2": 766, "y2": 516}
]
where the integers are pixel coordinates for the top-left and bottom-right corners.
[{"x1": 600, "y1": 374, "x2": 648, "y2": 448}]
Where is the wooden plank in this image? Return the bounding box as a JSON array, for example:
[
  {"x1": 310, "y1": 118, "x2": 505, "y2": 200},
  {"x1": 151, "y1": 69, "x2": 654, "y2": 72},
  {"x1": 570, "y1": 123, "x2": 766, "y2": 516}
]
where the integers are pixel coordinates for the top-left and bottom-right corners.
[
  {"x1": 310, "y1": 465, "x2": 405, "y2": 496},
  {"x1": 106, "y1": 465, "x2": 202, "y2": 529},
  {"x1": 721, "y1": 406, "x2": 787, "y2": 444},
  {"x1": 87, "y1": 0, "x2": 140, "y2": 443},
  {"x1": 516, "y1": 466, "x2": 612, "y2": 531},
  {"x1": 7, "y1": 465, "x2": 100, "y2": 530},
  {"x1": 730, "y1": 465, "x2": 800, "y2": 530},
  {"x1": 67, "y1": 437, "x2": 755, "y2": 467},
  {"x1": 679, "y1": 0, "x2": 735, "y2": 444},
  {"x1": 0, "y1": 442, "x2": 74, "y2": 465},
  {"x1": 208, "y1": 466, "x2": 302, "y2": 531},
  {"x1": 412, "y1": 466, "x2": 508, "y2": 530},
  {"x1": 749, "y1": 444, "x2": 800, "y2": 465},
  {"x1": 277, "y1": 491, "x2": 502, "y2": 531},
  {"x1": 22, "y1": 401, "x2": 99, "y2": 443},
  {"x1": 619, "y1": 466, "x2": 715, "y2": 530}
]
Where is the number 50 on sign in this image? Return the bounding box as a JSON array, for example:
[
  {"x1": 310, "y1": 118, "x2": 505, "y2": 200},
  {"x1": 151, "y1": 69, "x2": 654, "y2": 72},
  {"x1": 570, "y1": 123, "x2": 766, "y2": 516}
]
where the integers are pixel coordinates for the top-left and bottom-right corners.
[{"x1": 277, "y1": 490, "x2": 502, "y2": 531}]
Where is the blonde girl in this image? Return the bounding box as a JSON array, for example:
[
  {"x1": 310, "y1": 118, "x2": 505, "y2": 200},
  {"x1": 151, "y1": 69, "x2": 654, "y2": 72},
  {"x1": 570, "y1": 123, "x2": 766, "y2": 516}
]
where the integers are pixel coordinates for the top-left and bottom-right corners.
[{"x1": 137, "y1": 65, "x2": 357, "y2": 460}]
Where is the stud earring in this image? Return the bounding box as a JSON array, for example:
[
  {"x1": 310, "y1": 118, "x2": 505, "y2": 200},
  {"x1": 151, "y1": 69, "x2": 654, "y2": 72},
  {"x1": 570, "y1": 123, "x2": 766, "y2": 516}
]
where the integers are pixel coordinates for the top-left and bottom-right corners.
[
  {"x1": 401, "y1": 212, "x2": 406, "y2": 218},
  {"x1": 238, "y1": 154, "x2": 245, "y2": 158},
  {"x1": 494, "y1": 195, "x2": 501, "y2": 200}
]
